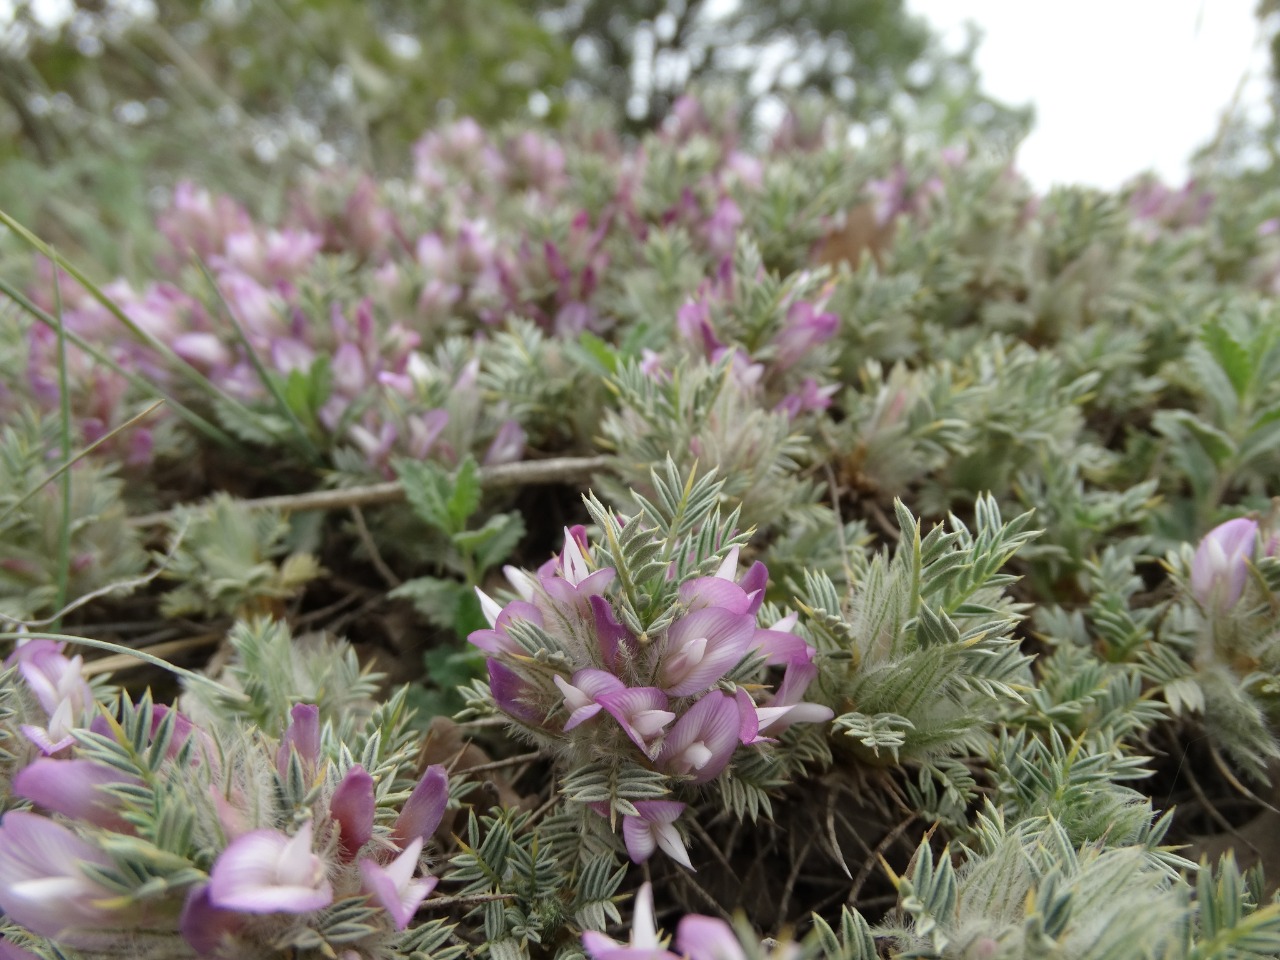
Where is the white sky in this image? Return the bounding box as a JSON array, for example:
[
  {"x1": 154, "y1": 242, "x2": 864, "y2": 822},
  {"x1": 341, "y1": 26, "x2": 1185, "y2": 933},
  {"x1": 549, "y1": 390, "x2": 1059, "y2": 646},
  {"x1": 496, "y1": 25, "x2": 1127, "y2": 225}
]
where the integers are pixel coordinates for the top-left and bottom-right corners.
[{"x1": 908, "y1": 0, "x2": 1272, "y2": 191}]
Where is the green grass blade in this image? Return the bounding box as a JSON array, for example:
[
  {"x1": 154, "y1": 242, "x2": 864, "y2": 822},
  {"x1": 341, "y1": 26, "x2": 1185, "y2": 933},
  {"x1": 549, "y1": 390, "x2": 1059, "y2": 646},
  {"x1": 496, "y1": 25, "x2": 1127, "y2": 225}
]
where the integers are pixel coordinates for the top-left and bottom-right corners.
[
  {"x1": 0, "y1": 631, "x2": 251, "y2": 703},
  {"x1": 52, "y1": 258, "x2": 72, "y2": 629},
  {"x1": 0, "y1": 400, "x2": 165, "y2": 527}
]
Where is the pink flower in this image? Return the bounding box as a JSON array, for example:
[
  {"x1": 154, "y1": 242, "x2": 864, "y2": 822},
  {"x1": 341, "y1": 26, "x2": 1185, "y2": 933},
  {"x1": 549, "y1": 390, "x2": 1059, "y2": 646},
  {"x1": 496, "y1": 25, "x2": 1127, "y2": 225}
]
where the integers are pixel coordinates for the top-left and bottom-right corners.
[
  {"x1": 540, "y1": 527, "x2": 617, "y2": 611},
  {"x1": 749, "y1": 611, "x2": 815, "y2": 666},
  {"x1": 597, "y1": 687, "x2": 676, "y2": 758},
  {"x1": 276, "y1": 703, "x2": 321, "y2": 778},
  {"x1": 657, "y1": 692, "x2": 741, "y2": 784},
  {"x1": 1191, "y1": 517, "x2": 1258, "y2": 610},
  {"x1": 656, "y1": 608, "x2": 755, "y2": 697},
  {"x1": 555, "y1": 668, "x2": 626, "y2": 731},
  {"x1": 13, "y1": 758, "x2": 134, "y2": 831},
  {"x1": 469, "y1": 594, "x2": 543, "y2": 656},
  {"x1": 675, "y1": 916, "x2": 747, "y2": 960},
  {"x1": 330, "y1": 765, "x2": 375, "y2": 858},
  {"x1": 582, "y1": 881, "x2": 679, "y2": 960},
  {"x1": 773, "y1": 301, "x2": 839, "y2": 370},
  {"x1": 704, "y1": 197, "x2": 743, "y2": 259},
  {"x1": 393, "y1": 764, "x2": 449, "y2": 847},
  {"x1": 359, "y1": 837, "x2": 438, "y2": 930},
  {"x1": 754, "y1": 661, "x2": 834, "y2": 736},
  {"x1": 207, "y1": 821, "x2": 333, "y2": 914},
  {"x1": 9, "y1": 639, "x2": 94, "y2": 754},
  {"x1": 0, "y1": 812, "x2": 118, "y2": 945},
  {"x1": 0, "y1": 935, "x2": 42, "y2": 960},
  {"x1": 179, "y1": 883, "x2": 244, "y2": 956},
  {"x1": 622, "y1": 802, "x2": 692, "y2": 868},
  {"x1": 488, "y1": 659, "x2": 545, "y2": 725},
  {"x1": 590, "y1": 594, "x2": 634, "y2": 671},
  {"x1": 484, "y1": 419, "x2": 527, "y2": 466}
]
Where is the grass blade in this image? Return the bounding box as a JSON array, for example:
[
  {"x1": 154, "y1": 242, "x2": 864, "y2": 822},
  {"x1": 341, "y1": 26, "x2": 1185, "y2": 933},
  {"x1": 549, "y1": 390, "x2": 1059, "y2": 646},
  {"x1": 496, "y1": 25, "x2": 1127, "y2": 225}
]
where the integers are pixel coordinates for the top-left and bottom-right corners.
[
  {"x1": 0, "y1": 400, "x2": 166, "y2": 527},
  {"x1": 0, "y1": 630, "x2": 250, "y2": 703},
  {"x1": 52, "y1": 258, "x2": 72, "y2": 629}
]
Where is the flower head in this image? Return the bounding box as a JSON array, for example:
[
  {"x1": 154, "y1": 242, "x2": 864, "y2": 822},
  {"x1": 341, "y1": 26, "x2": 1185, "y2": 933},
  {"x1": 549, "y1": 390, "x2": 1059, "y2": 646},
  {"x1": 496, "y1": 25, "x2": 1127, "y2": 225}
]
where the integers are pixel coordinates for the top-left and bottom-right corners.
[
  {"x1": 276, "y1": 703, "x2": 321, "y2": 778},
  {"x1": 393, "y1": 764, "x2": 449, "y2": 847},
  {"x1": 208, "y1": 821, "x2": 333, "y2": 914},
  {"x1": 330, "y1": 764, "x2": 375, "y2": 858},
  {"x1": 657, "y1": 692, "x2": 741, "y2": 784},
  {"x1": 359, "y1": 837, "x2": 438, "y2": 930},
  {"x1": 622, "y1": 801, "x2": 692, "y2": 868},
  {"x1": 656, "y1": 608, "x2": 755, "y2": 697},
  {"x1": 0, "y1": 812, "x2": 118, "y2": 945}
]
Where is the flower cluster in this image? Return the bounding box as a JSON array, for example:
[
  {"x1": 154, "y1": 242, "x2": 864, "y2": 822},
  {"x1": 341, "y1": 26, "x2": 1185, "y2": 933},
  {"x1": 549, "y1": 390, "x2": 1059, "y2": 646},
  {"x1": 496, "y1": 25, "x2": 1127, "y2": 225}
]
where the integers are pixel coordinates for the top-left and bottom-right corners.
[
  {"x1": 470, "y1": 518, "x2": 831, "y2": 868},
  {"x1": 0, "y1": 644, "x2": 451, "y2": 957}
]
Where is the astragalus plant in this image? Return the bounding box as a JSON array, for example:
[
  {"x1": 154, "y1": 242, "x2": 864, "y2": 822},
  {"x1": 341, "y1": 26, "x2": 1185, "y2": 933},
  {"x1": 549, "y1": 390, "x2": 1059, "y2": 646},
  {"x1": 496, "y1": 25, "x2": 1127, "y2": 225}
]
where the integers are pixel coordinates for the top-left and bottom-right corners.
[{"x1": 7, "y1": 91, "x2": 1280, "y2": 960}]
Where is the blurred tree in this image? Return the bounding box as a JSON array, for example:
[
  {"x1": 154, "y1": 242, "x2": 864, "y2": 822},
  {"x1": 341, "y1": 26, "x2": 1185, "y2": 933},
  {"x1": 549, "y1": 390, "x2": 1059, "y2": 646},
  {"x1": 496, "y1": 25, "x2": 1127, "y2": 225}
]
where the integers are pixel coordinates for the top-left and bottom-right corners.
[
  {"x1": 0, "y1": 0, "x2": 570, "y2": 271},
  {"x1": 532, "y1": 0, "x2": 1029, "y2": 143},
  {"x1": 0, "y1": 0, "x2": 1029, "y2": 274},
  {"x1": 1191, "y1": 1, "x2": 1277, "y2": 185}
]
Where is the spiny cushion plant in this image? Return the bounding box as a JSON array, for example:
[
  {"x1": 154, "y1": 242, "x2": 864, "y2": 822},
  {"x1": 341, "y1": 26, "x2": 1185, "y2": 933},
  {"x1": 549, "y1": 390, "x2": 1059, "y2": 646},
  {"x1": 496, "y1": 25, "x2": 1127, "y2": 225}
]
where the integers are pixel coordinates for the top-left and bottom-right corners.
[{"x1": 3, "y1": 95, "x2": 1280, "y2": 957}]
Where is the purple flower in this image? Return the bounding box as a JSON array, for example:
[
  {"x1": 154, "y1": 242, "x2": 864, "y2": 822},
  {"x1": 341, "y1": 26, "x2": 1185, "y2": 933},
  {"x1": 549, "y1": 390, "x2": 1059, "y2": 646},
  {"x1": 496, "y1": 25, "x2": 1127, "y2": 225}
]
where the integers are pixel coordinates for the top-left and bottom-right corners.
[
  {"x1": 596, "y1": 687, "x2": 676, "y2": 758},
  {"x1": 676, "y1": 916, "x2": 747, "y2": 960},
  {"x1": 555, "y1": 668, "x2": 627, "y2": 731},
  {"x1": 406, "y1": 409, "x2": 450, "y2": 458},
  {"x1": 393, "y1": 764, "x2": 449, "y2": 847},
  {"x1": 207, "y1": 821, "x2": 333, "y2": 914},
  {"x1": 754, "y1": 661, "x2": 834, "y2": 736},
  {"x1": 469, "y1": 596, "x2": 543, "y2": 656},
  {"x1": 88, "y1": 702, "x2": 215, "y2": 769},
  {"x1": 488, "y1": 659, "x2": 545, "y2": 725},
  {"x1": 0, "y1": 811, "x2": 118, "y2": 945},
  {"x1": 677, "y1": 576, "x2": 753, "y2": 615},
  {"x1": 582, "y1": 881, "x2": 680, "y2": 960},
  {"x1": 0, "y1": 935, "x2": 41, "y2": 960},
  {"x1": 1191, "y1": 517, "x2": 1258, "y2": 610},
  {"x1": 330, "y1": 765, "x2": 375, "y2": 858},
  {"x1": 359, "y1": 837, "x2": 438, "y2": 930},
  {"x1": 704, "y1": 197, "x2": 743, "y2": 259},
  {"x1": 622, "y1": 802, "x2": 692, "y2": 868},
  {"x1": 590, "y1": 594, "x2": 634, "y2": 671},
  {"x1": 773, "y1": 301, "x2": 839, "y2": 369},
  {"x1": 331, "y1": 342, "x2": 368, "y2": 396},
  {"x1": 13, "y1": 758, "x2": 134, "y2": 831},
  {"x1": 276, "y1": 703, "x2": 321, "y2": 778},
  {"x1": 9, "y1": 640, "x2": 94, "y2": 753},
  {"x1": 172, "y1": 331, "x2": 232, "y2": 371},
  {"x1": 180, "y1": 883, "x2": 244, "y2": 957},
  {"x1": 657, "y1": 692, "x2": 741, "y2": 784},
  {"x1": 776, "y1": 377, "x2": 839, "y2": 420},
  {"x1": 749, "y1": 611, "x2": 815, "y2": 666},
  {"x1": 484, "y1": 419, "x2": 527, "y2": 466},
  {"x1": 657, "y1": 608, "x2": 755, "y2": 697},
  {"x1": 540, "y1": 526, "x2": 617, "y2": 611}
]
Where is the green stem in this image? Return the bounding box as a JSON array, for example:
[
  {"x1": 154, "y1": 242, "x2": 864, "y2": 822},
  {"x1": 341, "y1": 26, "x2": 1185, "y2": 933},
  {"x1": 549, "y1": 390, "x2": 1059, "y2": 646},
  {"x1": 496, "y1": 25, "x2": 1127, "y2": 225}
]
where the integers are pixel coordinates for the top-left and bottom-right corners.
[{"x1": 52, "y1": 256, "x2": 72, "y2": 630}]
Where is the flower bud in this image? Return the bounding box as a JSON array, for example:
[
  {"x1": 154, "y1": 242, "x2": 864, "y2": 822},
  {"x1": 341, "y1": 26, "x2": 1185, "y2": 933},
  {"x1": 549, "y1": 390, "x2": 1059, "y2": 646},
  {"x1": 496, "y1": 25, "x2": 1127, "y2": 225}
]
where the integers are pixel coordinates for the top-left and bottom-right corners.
[{"x1": 1191, "y1": 517, "x2": 1258, "y2": 610}]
